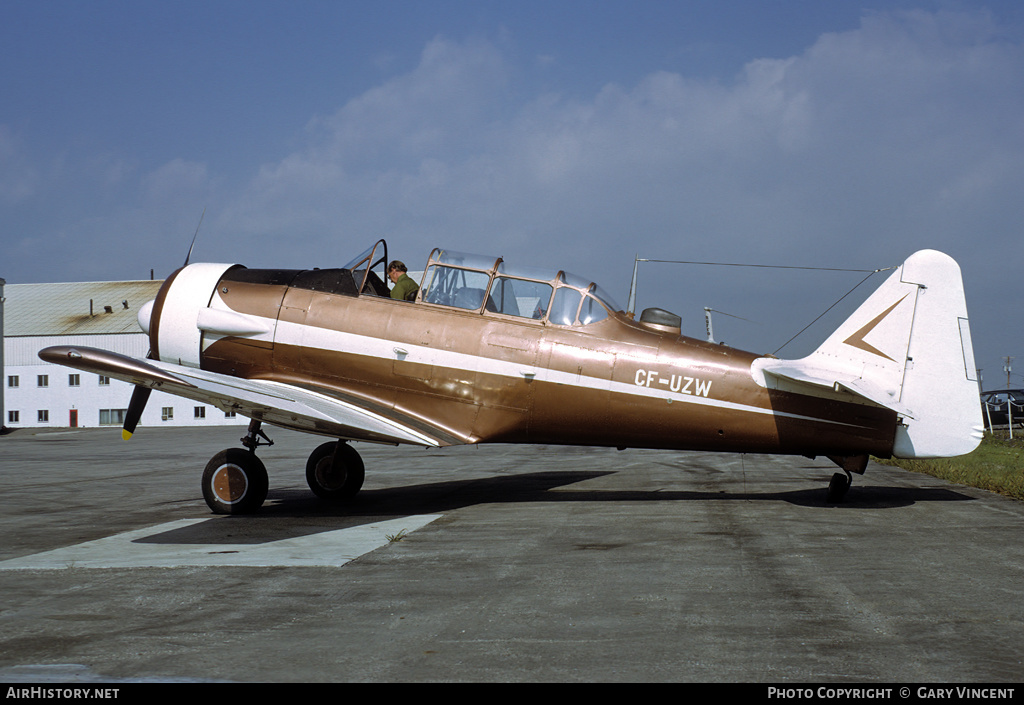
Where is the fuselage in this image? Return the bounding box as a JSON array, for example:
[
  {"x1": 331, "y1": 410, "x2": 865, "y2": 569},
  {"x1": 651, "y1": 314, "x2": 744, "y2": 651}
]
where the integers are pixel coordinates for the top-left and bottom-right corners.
[{"x1": 147, "y1": 259, "x2": 898, "y2": 458}]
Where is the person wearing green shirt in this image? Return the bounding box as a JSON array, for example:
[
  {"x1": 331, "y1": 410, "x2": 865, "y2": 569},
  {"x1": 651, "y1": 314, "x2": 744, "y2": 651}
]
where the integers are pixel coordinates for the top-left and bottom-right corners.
[{"x1": 387, "y1": 260, "x2": 418, "y2": 301}]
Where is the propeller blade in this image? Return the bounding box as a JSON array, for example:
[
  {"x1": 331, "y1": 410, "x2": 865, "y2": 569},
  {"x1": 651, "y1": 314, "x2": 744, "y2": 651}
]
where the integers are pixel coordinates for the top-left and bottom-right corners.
[
  {"x1": 184, "y1": 206, "x2": 206, "y2": 266},
  {"x1": 122, "y1": 386, "x2": 152, "y2": 440}
]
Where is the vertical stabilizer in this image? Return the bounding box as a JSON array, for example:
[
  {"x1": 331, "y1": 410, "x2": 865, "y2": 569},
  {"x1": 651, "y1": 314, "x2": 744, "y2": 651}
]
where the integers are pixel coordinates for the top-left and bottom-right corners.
[
  {"x1": 753, "y1": 250, "x2": 983, "y2": 458},
  {"x1": 888, "y1": 250, "x2": 983, "y2": 457}
]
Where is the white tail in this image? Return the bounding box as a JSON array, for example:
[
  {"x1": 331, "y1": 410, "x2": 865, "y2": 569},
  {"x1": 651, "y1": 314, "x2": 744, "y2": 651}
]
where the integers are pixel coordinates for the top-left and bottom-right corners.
[{"x1": 752, "y1": 250, "x2": 984, "y2": 458}]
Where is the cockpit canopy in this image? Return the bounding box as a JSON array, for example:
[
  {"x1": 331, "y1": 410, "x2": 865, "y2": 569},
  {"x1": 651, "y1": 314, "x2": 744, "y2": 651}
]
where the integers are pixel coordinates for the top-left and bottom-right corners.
[
  {"x1": 417, "y1": 247, "x2": 622, "y2": 327},
  {"x1": 277, "y1": 239, "x2": 624, "y2": 328}
]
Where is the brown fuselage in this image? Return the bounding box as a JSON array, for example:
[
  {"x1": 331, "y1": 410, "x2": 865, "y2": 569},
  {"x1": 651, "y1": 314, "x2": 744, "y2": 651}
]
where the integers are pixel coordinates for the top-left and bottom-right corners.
[{"x1": 197, "y1": 270, "x2": 897, "y2": 458}]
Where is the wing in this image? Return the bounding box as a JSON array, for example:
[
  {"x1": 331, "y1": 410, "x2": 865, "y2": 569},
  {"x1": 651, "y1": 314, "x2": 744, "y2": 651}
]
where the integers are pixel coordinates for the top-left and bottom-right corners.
[{"x1": 38, "y1": 345, "x2": 442, "y2": 447}]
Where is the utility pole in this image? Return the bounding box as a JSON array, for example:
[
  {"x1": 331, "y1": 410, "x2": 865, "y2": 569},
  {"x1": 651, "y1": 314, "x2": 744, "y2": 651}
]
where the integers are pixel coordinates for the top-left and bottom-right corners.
[{"x1": 1004, "y1": 356, "x2": 1014, "y2": 389}]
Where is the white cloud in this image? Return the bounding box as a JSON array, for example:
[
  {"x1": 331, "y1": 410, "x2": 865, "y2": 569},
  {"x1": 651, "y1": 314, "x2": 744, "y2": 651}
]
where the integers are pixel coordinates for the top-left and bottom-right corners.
[{"x1": 207, "y1": 10, "x2": 1023, "y2": 361}]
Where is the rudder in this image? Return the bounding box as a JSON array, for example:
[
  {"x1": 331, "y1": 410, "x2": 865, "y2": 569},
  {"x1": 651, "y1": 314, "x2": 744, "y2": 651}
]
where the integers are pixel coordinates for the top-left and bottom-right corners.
[{"x1": 887, "y1": 250, "x2": 983, "y2": 457}]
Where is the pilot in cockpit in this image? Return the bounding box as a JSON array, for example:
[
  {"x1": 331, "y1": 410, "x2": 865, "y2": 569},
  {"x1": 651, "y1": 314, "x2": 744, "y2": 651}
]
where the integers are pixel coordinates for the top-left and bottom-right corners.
[{"x1": 387, "y1": 260, "x2": 419, "y2": 301}]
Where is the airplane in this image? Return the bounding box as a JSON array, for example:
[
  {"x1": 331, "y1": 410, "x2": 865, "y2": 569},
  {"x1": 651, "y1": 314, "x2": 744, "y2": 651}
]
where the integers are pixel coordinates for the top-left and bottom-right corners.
[{"x1": 39, "y1": 240, "x2": 984, "y2": 514}]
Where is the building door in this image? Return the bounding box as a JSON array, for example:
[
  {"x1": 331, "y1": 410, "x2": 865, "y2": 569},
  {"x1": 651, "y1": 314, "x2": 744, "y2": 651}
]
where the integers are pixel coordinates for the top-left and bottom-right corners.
[{"x1": 69, "y1": 410, "x2": 78, "y2": 428}]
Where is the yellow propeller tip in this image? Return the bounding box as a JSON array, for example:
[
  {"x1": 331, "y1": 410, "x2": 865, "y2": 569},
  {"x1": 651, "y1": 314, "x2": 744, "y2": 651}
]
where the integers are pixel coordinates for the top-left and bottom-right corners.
[{"x1": 122, "y1": 429, "x2": 133, "y2": 441}]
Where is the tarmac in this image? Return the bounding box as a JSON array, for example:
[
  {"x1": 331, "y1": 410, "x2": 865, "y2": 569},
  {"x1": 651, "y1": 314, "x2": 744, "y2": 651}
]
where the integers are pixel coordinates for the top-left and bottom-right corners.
[{"x1": 1, "y1": 425, "x2": 1022, "y2": 683}]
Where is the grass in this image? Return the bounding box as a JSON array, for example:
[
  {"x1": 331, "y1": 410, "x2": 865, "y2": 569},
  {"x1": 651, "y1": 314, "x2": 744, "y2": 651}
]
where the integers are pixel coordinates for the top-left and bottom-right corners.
[
  {"x1": 385, "y1": 528, "x2": 408, "y2": 543},
  {"x1": 874, "y1": 430, "x2": 1024, "y2": 501}
]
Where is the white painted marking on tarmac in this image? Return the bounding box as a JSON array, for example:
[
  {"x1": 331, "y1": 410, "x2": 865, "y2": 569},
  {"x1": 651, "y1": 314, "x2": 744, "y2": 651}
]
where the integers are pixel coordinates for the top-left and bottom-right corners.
[{"x1": 0, "y1": 515, "x2": 442, "y2": 570}]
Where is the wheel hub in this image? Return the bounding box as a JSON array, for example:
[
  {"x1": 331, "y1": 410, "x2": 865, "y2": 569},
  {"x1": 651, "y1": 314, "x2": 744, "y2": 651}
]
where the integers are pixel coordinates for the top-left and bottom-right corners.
[
  {"x1": 315, "y1": 457, "x2": 347, "y2": 491},
  {"x1": 211, "y1": 463, "x2": 249, "y2": 504}
]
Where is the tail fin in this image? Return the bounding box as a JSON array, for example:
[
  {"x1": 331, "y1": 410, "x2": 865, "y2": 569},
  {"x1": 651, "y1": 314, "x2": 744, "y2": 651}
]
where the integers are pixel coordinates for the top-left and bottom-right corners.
[{"x1": 753, "y1": 250, "x2": 983, "y2": 458}]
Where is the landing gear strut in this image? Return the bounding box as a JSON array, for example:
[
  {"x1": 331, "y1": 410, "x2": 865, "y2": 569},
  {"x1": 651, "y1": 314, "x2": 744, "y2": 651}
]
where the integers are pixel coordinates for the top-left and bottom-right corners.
[
  {"x1": 201, "y1": 419, "x2": 272, "y2": 515},
  {"x1": 241, "y1": 418, "x2": 274, "y2": 452},
  {"x1": 199, "y1": 422, "x2": 366, "y2": 514}
]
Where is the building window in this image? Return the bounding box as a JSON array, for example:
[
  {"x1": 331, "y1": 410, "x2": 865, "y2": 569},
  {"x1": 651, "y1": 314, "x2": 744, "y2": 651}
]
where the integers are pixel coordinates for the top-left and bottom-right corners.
[
  {"x1": 162, "y1": 407, "x2": 174, "y2": 421},
  {"x1": 99, "y1": 409, "x2": 127, "y2": 426},
  {"x1": 224, "y1": 410, "x2": 236, "y2": 419},
  {"x1": 37, "y1": 410, "x2": 49, "y2": 423},
  {"x1": 37, "y1": 375, "x2": 48, "y2": 388},
  {"x1": 7, "y1": 376, "x2": 18, "y2": 388},
  {"x1": 98, "y1": 376, "x2": 110, "y2": 386},
  {"x1": 194, "y1": 406, "x2": 206, "y2": 420},
  {"x1": 69, "y1": 374, "x2": 80, "y2": 387},
  {"x1": 8, "y1": 410, "x2": 19, "y2": 424}
]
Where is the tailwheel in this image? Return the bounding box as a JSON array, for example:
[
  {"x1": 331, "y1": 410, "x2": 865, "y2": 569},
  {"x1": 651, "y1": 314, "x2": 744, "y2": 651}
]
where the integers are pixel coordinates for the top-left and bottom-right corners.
[
  {"x1": 306, "y1": 441, "x2": 365, "y2": 501},
  {"x1": 202, "y1": 448, "x2": 269, "y2": 514},
  {"x1": 826, "y1": 471, "x2": 852, "y2": 504}
]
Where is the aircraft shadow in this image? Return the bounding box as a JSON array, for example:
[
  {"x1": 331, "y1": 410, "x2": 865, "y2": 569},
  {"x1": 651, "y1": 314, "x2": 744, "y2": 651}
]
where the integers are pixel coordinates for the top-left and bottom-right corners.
[
  {"x1": 261, "y1": 470, "x2": 972, "y2": 517},
  {"x1": 139, "y1": 471, "x2": 972, "y2": 545}
]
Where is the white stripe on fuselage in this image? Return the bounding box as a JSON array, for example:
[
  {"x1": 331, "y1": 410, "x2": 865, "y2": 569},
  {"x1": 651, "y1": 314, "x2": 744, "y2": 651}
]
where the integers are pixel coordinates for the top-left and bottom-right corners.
[{"x1": 202, "y1": 314, "x2": 872, "y2": 430}]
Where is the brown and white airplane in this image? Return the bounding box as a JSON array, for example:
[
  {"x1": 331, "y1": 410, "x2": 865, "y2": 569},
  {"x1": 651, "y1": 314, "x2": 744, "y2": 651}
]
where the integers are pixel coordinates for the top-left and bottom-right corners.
[{"x1": 40, "y1": 240, "x2": 984, "y2": 514}]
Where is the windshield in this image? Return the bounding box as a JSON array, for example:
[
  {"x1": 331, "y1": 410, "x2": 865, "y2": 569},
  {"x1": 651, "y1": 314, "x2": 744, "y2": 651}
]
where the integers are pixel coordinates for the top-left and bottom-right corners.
[
  {"x1": 342, "y1": 239, "x2": 386, "y2": 271},
  {"x1": 342, "y1": 239, "x2": 388, "y2": 294},
  {"x1": 588, "y1": 283, "x2": 622, "y2": 314}
]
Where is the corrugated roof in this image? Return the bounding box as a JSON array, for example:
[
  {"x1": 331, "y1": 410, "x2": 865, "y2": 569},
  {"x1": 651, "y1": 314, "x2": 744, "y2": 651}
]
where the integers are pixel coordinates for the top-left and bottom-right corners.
[{"x1": 3, "y1": 280, "x2": 164, "y2": 336}]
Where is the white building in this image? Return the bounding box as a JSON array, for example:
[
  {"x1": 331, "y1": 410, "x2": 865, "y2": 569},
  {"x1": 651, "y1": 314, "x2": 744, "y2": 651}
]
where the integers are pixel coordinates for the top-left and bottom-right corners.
[{"x1": 3, "y1": 280, "x2": 246, "y2": 431}]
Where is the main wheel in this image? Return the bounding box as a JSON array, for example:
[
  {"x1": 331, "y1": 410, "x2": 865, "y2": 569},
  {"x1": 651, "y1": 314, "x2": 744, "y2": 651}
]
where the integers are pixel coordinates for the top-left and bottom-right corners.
[
  {"x1": 306, "y1": 441, "x2": 365, "y2": 501},
  {"x1": 202, "y1": 448, "x2": 269, "y2": 515},
  {"x1": 826, "y1": 472, "x2": 851, "y2": 504}
]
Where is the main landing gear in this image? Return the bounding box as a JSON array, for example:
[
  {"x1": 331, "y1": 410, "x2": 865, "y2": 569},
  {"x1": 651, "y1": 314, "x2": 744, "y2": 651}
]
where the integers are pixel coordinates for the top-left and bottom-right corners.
[
  {"x1": 826, "y1": 471, "x2": 852, "y2": 504},
  {"x1": 824, "y1": 454, "x2": 868, "y2": 504},
  {"x1": 200, "y1": 419, "x2": 365, "y2": 514},
  {"x1": 305, "y1": 440, "x2": 365, "y2": 501}
]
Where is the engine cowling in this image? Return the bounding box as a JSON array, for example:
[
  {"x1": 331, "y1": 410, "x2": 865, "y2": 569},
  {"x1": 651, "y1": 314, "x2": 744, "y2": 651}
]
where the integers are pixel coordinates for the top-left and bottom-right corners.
[{"x1": 141, "y1": 263, "x2": 243, "y2": 368}]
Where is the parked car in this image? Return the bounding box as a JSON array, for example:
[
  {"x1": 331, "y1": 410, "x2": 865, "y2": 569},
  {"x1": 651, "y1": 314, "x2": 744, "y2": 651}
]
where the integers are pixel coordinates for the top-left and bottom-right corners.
[{"x1": 980, "y1": 389, "x2": 1024, "y2": 427}]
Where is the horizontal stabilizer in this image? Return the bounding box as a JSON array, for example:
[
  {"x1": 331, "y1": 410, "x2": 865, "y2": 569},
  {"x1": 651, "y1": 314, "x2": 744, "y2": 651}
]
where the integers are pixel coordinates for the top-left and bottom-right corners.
[{"x1": 755, "y1": 361, "x2": 911, "y2": 417}]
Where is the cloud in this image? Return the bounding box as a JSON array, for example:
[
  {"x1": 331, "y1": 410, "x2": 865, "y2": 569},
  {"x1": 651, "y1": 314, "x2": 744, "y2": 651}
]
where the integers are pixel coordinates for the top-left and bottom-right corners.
[
  {"x1": 207, "y1": 10, "x2": 1022, "y2": 361},
  {"x1": 227, "y1": 10, "x2": 1019, "y2": 250}
]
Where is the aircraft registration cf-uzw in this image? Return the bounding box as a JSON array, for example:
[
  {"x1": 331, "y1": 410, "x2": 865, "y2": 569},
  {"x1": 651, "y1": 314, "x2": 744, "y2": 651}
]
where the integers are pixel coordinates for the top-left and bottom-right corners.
[{"x1": 40, "y1": 240, "x2": 983, "y2": 513}]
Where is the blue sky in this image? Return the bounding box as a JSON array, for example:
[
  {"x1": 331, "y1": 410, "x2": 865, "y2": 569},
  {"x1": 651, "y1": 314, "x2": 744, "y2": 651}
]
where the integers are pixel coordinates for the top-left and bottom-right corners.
[{"x1": 3, "y1": 0, "x2": 1024, "y2": 385}]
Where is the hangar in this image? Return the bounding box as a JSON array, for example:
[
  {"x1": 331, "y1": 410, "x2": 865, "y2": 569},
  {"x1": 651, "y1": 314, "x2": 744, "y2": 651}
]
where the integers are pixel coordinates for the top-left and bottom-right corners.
[{"x1": 1, "y1": 278, "x2": 246, "y2": 432}]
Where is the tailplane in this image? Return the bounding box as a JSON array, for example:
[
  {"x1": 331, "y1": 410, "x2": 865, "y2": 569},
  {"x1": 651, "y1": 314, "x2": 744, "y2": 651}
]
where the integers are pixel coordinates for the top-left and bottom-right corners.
[{"x1": 752, "y1": 250, "x2": 983, "y2": 458}]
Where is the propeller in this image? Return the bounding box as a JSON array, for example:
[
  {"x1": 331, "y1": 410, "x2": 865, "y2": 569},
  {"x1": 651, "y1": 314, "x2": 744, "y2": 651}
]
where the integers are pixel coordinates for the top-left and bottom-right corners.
[
  {"x1": 122, "y1": 298, "x2": 159, "y2": 440},
  {"x1": 122, "y1": 385, "x2": 152, "y2": 440},
  {"x1": 121, "y1": 205, "x2": 203, "y2": 439},
  {"x1": 184, "y1": 206, "x2": 205, "y2": 267},
  {"x1": 121, "y1": 207, "x2": 206, "y2": 439}
]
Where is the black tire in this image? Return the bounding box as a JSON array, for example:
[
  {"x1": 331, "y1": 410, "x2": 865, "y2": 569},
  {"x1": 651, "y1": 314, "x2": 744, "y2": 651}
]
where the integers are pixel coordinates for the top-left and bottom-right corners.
[
  {"x1": 826, "y1": 472, "x2": 850, "y2": 504},
  {"x1": 202, "y1": 448, "x2": 269, "y2": 515},
  {"x1": 305, "y1": 441, "x2": 365, "y2": 501}
]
